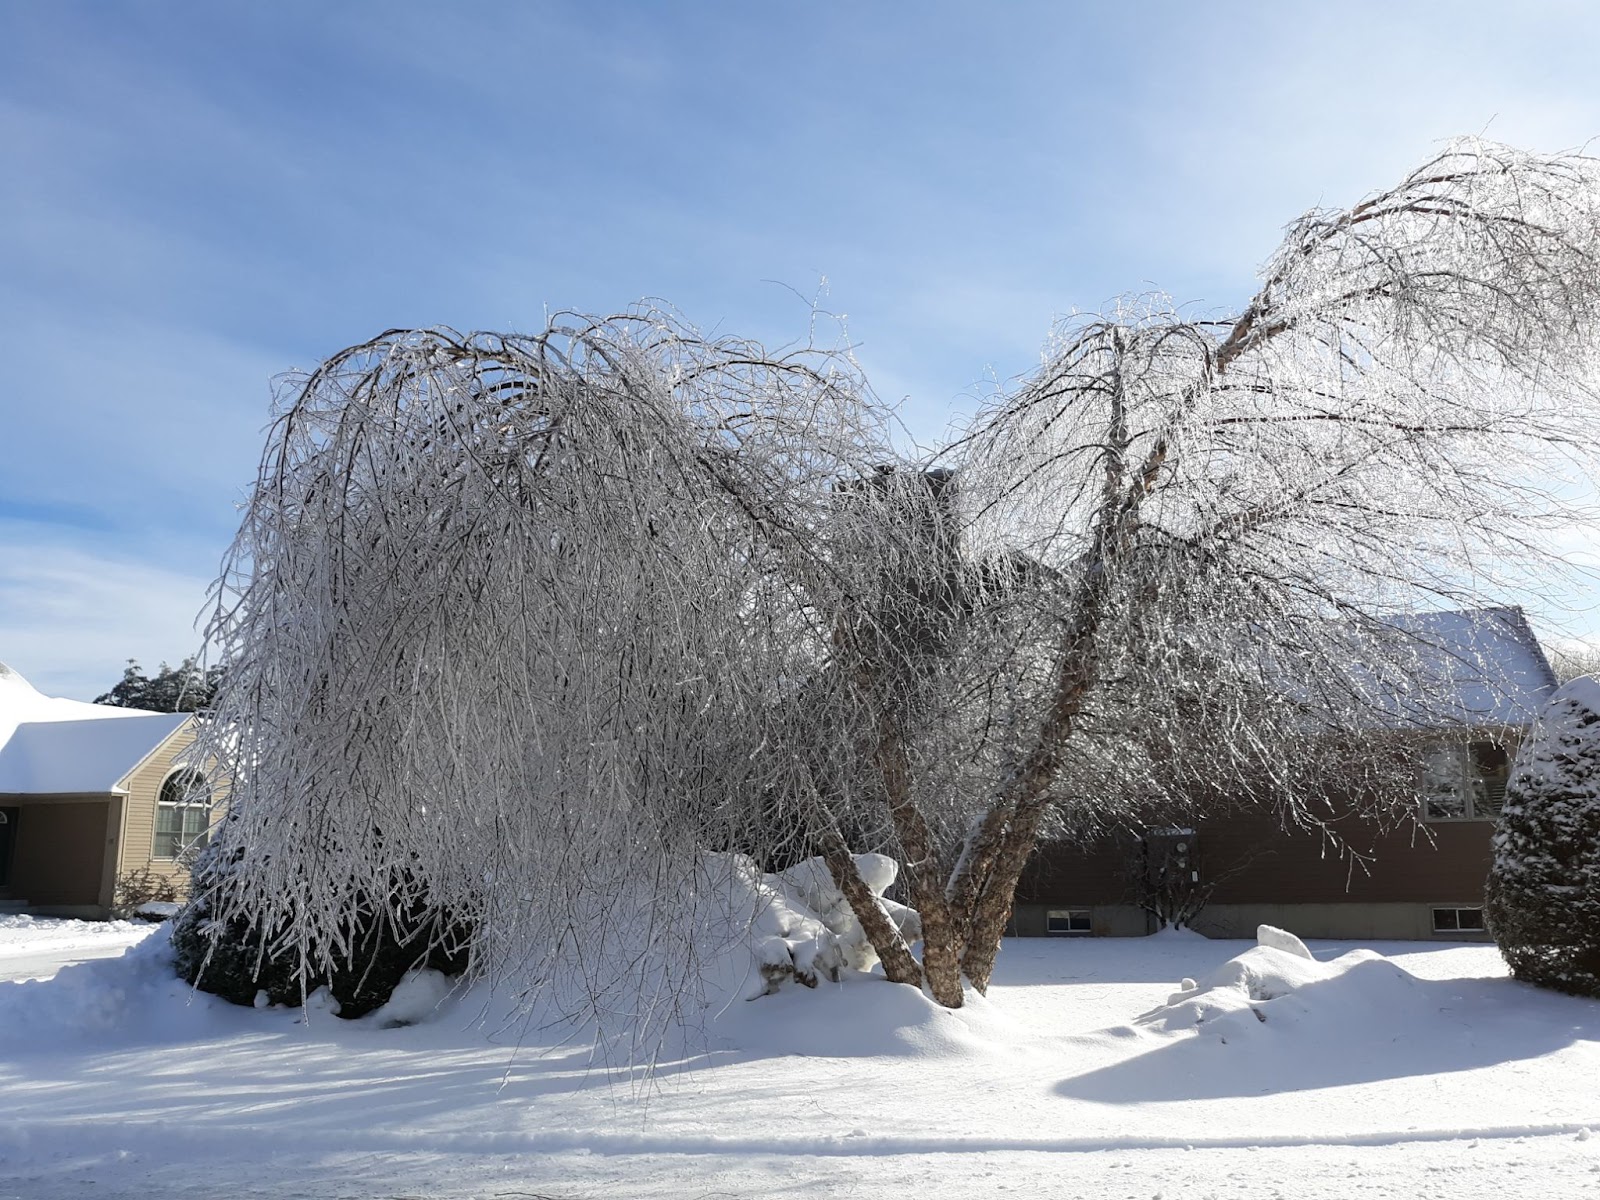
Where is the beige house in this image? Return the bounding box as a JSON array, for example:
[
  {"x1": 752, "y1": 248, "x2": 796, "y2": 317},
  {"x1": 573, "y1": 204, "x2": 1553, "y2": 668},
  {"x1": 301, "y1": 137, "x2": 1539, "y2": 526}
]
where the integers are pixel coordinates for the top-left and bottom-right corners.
[{"x1": 0, "y1": 662, "x2": 213, "y2": 919}]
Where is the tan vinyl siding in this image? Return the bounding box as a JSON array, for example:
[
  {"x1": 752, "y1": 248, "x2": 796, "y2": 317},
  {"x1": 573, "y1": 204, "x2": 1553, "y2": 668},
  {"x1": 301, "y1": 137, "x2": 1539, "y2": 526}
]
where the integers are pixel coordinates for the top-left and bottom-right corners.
[{"x1": 117, "y1": 722, "x2": 213, "y2": 894}]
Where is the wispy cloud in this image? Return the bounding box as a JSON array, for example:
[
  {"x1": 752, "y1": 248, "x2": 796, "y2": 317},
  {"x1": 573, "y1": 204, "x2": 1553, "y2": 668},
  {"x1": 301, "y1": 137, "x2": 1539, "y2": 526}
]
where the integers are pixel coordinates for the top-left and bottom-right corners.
[{"x1": 0, "y1": 537, "x2": 214, "y2": 701}]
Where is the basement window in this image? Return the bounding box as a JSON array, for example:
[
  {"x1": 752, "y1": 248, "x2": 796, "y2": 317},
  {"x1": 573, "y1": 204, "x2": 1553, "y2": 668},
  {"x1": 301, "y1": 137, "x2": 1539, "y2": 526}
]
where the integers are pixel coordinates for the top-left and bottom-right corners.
[
  {"x1": 1431, "y1": 906, "x2": 1486, "y2": 934},
  {"x1": 1046, "y1": 908, "x2": 1093, "y2": 935}
]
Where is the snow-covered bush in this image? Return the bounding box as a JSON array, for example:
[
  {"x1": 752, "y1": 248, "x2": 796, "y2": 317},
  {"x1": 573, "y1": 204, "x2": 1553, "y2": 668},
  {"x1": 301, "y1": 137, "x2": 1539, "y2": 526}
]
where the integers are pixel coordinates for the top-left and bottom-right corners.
[
  {"x1": 1486, "y1": 677, "x2": 1600, "y2": 997},
  {"x1": 171, "y1": 844, "x2": 471, "y2": 1018},
  {"x1": 111, "y1": 867, "x2": 179, "y2": 921},
  {"x1": 740, "y1": 851, "x2": 920, "y2": 993},
  {"x1": 1147, "y1": 929, "x2": 1420, "y2": 1042}
]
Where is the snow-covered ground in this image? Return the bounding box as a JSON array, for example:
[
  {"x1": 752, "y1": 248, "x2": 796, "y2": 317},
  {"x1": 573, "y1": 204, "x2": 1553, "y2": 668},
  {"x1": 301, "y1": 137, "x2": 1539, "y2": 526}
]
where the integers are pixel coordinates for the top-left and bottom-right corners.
[
  {"x1": 1, "y1": 921, "x2": 1596, "y2": 1199},
  {"x1": 0, "y1": 914, "x2": 152, "y2": 984}
]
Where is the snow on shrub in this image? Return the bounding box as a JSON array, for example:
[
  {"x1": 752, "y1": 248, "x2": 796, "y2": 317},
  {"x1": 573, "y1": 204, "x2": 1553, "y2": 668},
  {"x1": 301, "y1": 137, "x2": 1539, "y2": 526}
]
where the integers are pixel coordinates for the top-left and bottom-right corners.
[
  {"x1": 1486, "y1": 676, "x2": 1600, "y2": 997},
  {"x1": 772, "y1": 854, "x2": 921, "y2": 972}
]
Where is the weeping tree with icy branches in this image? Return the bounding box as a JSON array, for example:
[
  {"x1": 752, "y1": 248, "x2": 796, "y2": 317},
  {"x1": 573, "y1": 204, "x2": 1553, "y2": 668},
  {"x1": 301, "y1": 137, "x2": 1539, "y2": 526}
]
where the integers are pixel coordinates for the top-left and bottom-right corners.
[
  {"x1": 905, "y1": 138, "x2": 1600, "y2": 999},
  {"x1": 192, "y1": 138, "x2": 1600, "y2": 1022},
  {"x1": 188, "y1": 313, "x2": 922, "y2": 1039}
]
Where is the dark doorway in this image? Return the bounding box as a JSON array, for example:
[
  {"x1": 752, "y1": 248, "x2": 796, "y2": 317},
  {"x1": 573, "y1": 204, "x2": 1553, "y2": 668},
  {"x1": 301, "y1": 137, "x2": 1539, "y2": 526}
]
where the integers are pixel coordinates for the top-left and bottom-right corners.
[{"x1": 0, "y1": 807, "x2": 17, "y2": 889}]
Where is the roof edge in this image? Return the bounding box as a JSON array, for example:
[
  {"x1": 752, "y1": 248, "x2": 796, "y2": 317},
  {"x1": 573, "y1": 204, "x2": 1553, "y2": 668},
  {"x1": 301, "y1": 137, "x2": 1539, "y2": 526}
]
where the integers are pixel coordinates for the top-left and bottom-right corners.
[{"x1": 111, "y1": 713, "x2": 199, "y2": 792}]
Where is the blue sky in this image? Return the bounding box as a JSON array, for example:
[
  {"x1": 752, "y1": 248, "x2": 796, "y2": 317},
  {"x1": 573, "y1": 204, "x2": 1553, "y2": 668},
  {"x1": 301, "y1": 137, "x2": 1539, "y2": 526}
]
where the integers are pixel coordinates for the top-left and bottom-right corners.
[{"x1": 4, "y1": 1, "x2": 1600, "y2": 697}]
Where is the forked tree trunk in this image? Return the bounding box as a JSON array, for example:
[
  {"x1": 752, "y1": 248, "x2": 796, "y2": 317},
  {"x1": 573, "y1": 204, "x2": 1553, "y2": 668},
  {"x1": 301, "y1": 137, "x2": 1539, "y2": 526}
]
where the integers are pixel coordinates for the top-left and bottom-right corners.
[{"x1": 952, "y1": 630, "x2": 1104, "y2": 992}]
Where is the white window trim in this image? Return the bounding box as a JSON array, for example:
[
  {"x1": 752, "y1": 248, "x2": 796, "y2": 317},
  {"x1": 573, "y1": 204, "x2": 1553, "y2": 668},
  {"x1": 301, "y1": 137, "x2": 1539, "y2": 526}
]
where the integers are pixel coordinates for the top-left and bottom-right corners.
[
  {"x1": 153, "y1": 768, "x2": 213, "y2": 861},
  {"x1": 1431, "y1": 905, "x2": 1487, "y2": 934}
]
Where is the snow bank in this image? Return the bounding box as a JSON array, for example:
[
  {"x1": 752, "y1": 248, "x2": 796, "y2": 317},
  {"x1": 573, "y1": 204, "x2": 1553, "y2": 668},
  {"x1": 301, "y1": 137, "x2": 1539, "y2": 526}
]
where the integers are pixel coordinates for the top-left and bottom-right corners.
[
  {"x1": 686, "y1": 850, "x2": 925, "y2": 1003},
  {"x1": 647, "y1": 851, "x2": 1005, "y2": 1060},
  {"x1": 0, "y1": 925, "x2": 233, "y2": 1051},
  {"x1": 1142, "y1": 929, "x2": 1419, "y2": 1043},
  {"x1": 0, "y1": 913, "x2": 147, "y2": 945},
  {"x1": 1256, "y1": 923, "x2": 1313, "y2": 959},
  {"x1": 368, "y1": 968, "x2": 457, "y2": 1028},
  {"x1": 591, "y1": 850, "x2": 1001, "y2": 1059}
]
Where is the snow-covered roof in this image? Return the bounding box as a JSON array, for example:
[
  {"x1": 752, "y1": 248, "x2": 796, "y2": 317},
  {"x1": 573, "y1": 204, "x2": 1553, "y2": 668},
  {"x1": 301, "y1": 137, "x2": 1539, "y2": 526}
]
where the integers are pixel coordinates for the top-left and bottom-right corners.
[
  {"x1": 1371, "y1": 607, "x2": 1558, "y2": 730},
  {"x1": 0, "y1": 661, "x2": 150, "y2": 742},
  {"x1": 0, "y1": 662, "x2": 192, "y2": 795}
]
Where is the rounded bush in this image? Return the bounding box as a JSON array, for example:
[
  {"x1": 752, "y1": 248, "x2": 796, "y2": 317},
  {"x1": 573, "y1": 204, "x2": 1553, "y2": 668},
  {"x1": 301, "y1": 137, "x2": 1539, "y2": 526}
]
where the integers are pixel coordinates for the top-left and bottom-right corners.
[
  {"x1": 171, "y1": 847, "x2": 470, "y2": 1018},
  {"x1": 1486, "y1": 677, "x2": 1600, "y2": 997}
]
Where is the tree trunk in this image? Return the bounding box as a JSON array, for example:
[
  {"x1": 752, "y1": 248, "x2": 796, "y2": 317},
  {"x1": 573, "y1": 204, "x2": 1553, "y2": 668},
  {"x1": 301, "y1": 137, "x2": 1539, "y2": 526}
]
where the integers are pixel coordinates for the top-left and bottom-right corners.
[
  {"x1": 870, "y1": 701, "x2": 966, "y2": 1007},
  {"x1": 816, "y1": 830, "x2": 923, "y2": 988},
  {"x1": 912, "y1": 886, "x2": 966, "y2": 1008}
]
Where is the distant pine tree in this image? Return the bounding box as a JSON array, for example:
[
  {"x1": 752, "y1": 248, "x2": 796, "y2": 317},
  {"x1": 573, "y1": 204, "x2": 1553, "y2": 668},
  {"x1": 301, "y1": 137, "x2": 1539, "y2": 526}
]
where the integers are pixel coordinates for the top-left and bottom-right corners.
[
  {"x1": 94, "y1": 657, "x2": 223, "y2": 713},
  {"x1": 1486, "y1": 677, "x2": 1600, "y2": 997}
]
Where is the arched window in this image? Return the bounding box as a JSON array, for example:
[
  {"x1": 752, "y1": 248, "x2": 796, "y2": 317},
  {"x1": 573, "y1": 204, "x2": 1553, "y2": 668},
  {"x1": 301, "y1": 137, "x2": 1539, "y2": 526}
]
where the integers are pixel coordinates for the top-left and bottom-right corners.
[{"x1": 154, "y1": 769, "x2": 212, "y2": 859}]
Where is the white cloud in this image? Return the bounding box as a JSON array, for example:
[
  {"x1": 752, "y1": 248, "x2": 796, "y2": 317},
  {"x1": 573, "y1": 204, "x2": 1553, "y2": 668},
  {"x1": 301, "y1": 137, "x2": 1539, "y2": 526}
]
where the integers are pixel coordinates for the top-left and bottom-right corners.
[{"x1": 0, "y1": 540, "x2": 214, "y2": 701}]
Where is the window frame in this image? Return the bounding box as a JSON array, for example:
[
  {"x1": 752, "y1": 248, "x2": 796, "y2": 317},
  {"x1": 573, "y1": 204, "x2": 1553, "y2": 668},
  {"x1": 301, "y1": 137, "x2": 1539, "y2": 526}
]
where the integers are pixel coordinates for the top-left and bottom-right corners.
[
  {"x1": 1420, "y1": 739, "x2": 1511, "y2": 823},
  {"x1": 152, "y1": 768, "x2": 213, "y2": 861},
  {"x1": 1431, "y1": 905, "x2": 1487, "y2": 934},
  {"x1": 1046, "y1": 908, "x2": 1093, "y2": 935}
]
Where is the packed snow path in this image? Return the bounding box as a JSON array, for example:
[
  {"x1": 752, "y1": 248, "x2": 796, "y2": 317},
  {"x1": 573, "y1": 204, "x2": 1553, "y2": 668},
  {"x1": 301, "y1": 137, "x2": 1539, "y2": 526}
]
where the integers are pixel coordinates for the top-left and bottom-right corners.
[{"x1": 0, "y1": 926, "x2": 1596, "y2": 1198}]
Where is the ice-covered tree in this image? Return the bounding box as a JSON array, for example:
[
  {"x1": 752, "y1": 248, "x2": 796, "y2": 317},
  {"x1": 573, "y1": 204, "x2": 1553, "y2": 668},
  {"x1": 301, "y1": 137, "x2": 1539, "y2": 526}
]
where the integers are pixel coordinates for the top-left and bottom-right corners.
[
  {"x1": 1547, "y1": 641, "x2": 1600, "y2": 685},
  {"x1": 1486, "y1": 677, "x2": 1600, "y2": 996},
  {"x1": 908, "y1": 137, "x2": 1600, "y2": 998},
  {"x1": 190, "y1": 138, "x2": 1600, "y2": 1022}
]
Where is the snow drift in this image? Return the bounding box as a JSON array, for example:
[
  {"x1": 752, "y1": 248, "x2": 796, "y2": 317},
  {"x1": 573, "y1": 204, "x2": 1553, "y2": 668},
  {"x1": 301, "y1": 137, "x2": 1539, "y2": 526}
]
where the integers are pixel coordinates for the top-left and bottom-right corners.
[
  {"x1": 3, "y1": 850, "x2": 979, "y2": 1067},
  {"x1": 1146, "y1": 940, "x2": 1419, "y2": 1042},
  {"x1": 1050, "y1": 926, "x2": 1566, "y2": 1105}
]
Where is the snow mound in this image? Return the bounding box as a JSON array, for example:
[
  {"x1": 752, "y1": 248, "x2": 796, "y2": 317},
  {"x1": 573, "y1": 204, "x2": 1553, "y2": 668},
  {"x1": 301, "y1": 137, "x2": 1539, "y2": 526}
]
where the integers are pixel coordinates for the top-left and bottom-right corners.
[
  {"x1": 706, "y1": 851, "x2": 921, "y2": 997},
  {"x1": 684, "y1": 852, "x2": 1001, "y2": 1059},
  {"x1": 1256, "y1": 923, "x2": 1313, "y2": 959},
  {"x1": 0, "y1": 925, "x2": 236, "y2": 1051},
  {"x1": 0, "y1": 854, "x2": 987, "y2": 1067},
  {"x1": 710, "y1": 964, "x2": 1003, "y2": 1060},
  {"x1": 368, "y1": 968, "x2": 456, "y2": 1028},
  {"x1": 0, "y1": 913, "x2": 144, "y2": 937},
  {"x1": 1145, "y1": 943, "x2": 1418, "y2": 1041}
]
